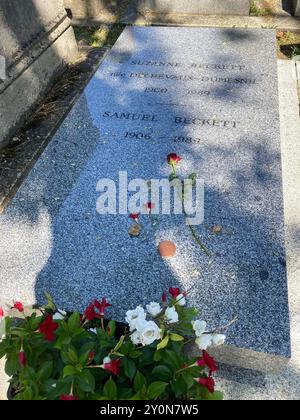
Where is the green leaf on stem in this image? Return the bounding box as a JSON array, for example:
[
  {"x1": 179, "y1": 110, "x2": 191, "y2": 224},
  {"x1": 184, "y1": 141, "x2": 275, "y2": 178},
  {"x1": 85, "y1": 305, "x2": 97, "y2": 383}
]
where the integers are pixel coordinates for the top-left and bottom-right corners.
[
  {"x1": 103, "y1": 377, "x2": 117, "y2": 400},
  {"x1": 170, "y1": 333, "x2": 184, "y2": 342},
  {"x1": 68, "y1": 312, "x2": 81, "y2": 333},
  {"x1": 77, "y1": 370, "x2": 95, "y2": 393},
  {"x1": 134, "y1": 371, "x2": 147, "y2": 393},
  {"x1": 123, "y1": 358, "x2": 136, "y2": 381},
  {"x1": 147, "y1": 381, "x2": 168, "y2": 399},
  {"x1": 106, "y1": 320, "x2": 116, "y2": 336},
  {"x1": 152, "y1": 365, "x2": 172, "y2": 382},
  {"x1": 157, "y1": 335, "x2": 169, "y2": 351},
  {"x1": 63, "y1": 365, "x2": 78, "y2": 378}
]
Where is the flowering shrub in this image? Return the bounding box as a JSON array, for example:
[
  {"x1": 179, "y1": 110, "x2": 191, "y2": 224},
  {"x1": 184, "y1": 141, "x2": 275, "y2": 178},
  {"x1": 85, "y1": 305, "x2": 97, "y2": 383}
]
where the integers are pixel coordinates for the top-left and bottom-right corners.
[{"x1": 0, "y1": 291, "x2": 228, "y2": 400}]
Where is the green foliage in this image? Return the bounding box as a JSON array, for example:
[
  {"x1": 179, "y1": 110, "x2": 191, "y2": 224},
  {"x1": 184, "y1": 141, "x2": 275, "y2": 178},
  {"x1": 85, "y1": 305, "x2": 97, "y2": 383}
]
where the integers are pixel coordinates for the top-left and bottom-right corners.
[
  {"x1": 0, "y1": 295, "x2": 224, "y2": 401},
  {"x1": 250, "y1": 0, "x2": 272, "y2": 16}
]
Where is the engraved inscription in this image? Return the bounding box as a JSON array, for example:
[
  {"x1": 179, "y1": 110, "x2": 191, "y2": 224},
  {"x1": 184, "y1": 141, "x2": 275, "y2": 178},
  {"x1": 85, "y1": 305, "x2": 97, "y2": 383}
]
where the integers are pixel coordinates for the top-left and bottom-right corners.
[
  {"x1": 122, "y1": 72, "x2": 256, "y2": 85},
  {"x1": 173, "y1": 136, "x2": 202, "y2": 144},
  {"x1": 174, "y1": 117, "x2": 237, "y2": 129},
  {"x1": 187, "y1": 90, "x2": 210, "y2": 96},
  {"x1": 103, "y1": 111, "x2": 158, "y2": 122},
  {"x1": 145, "y1": 87, "x2": 168, "y2": 93},
  {"x1": 130, "y1": 61, "x2": 246, "y2": 71},
  {"x1": 125, "y1": 132, "x2": 152, "y2": 140}
]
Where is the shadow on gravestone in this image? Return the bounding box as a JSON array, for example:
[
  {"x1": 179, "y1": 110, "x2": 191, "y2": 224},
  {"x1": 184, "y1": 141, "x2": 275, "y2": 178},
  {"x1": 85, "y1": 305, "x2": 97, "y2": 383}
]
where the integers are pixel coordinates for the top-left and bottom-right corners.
[
  {"x1": 31, "y1": 28, "x2": 289, "y2": 364},
  {"x1": 0, "y1": 26, "x2": 291, "y2": 370}
]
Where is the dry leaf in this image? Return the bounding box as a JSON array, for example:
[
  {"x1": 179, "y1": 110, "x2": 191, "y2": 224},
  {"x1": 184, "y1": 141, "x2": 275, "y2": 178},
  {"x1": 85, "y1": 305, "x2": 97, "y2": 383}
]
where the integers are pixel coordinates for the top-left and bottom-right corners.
[
  {"x1": 129, "y1": 224, "x2": 142, "y2": 237},
  {"x1": 211, "y1": 225, "x2": 223, "y2": 234}
]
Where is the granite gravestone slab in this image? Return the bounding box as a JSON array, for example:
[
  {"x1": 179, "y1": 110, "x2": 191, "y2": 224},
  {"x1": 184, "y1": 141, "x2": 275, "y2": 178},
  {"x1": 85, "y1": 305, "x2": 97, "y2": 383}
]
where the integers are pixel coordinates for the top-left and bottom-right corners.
[
  {"x1": 135, "y1": 0, "x2": 250, "y2": 15},
  {"x1": 0, "y1": 27, "x2": 290, "y2": 371}
]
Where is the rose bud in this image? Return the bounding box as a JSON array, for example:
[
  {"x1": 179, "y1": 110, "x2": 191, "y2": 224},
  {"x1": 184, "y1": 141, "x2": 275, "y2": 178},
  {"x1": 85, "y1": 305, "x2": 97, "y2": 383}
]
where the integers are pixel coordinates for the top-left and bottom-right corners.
[
  {"x1": 60, "y1": 394, "x2": 78, "y2": 400},
  {"x1": 13, "y1": 302, "x2": 24, "y2": 313},
  {"x1": 167, "y1": 153, "x2": 182, "y2": 166},
  {"x1": 18, "y1": 351, "x2": 27, "y2": 368}
]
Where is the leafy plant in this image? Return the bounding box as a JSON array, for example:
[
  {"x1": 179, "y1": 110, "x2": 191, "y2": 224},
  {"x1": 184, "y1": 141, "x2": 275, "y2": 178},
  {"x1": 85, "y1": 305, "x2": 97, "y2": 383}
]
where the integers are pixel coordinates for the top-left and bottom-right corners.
[{"x1": 0, "y1": 290, "x2": 232, "y2": 400}]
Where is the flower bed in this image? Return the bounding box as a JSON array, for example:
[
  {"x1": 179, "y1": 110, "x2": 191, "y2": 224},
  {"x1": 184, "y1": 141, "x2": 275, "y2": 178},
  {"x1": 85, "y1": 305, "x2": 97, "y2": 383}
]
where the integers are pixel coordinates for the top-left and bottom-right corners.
[{"x1": 0, "y1": 290, "x2": 229, "y2": 400}]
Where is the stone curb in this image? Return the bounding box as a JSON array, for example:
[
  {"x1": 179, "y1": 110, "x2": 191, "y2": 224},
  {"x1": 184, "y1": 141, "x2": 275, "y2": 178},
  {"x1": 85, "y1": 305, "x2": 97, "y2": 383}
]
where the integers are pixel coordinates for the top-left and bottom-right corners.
[{"x1": 119, "y1": 10, "x2": 300, "y2": 32}]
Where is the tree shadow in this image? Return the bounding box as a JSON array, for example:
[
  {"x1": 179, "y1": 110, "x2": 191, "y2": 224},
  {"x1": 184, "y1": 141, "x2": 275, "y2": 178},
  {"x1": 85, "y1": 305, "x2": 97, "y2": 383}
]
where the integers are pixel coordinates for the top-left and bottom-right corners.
[{"x1": 0, "y1": 26, "x2": 291, "y2": 373}]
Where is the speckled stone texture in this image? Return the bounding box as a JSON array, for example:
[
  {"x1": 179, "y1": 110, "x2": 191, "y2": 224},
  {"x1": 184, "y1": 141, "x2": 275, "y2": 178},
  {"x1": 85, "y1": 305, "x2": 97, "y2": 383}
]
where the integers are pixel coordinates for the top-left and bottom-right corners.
[{"x1": 0, "y1": 27, "x2": 290, "y2": 371}]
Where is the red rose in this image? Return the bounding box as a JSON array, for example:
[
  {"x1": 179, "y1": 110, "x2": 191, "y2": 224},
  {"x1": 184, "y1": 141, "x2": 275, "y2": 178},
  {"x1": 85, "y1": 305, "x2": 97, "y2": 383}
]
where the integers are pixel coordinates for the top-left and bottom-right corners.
[
  {"x1": 129, "y1": 213, "x2": 139, "y2": 221},
  {"x1": 197, "y1": 376, "x2": 215, "y2": 394},
  {"x1": 169, "y1": 287, "x2": 181, "y2": 299},
  {"x1": 60, "y1": 394, "x2": 78, "y2": 400},
  {"x1": 18, "y1": 351, "x2": 26, "y2": 368},
  {"x1": 103, "y1": 359, "x2": 121, "y2": 376},
  {"x1": 13, "y1": 302, "x2": 24, "y2": 313},
  {"x1": 167, "y1": 153, "x2": 182, "y2": 165},
  {"x1": 39, "y1": 314, "x2": 59, "y2": 342},
  {"x1": 0, "y1": 307, "x2": 4, "y2": 318},
  {"x1": 196, "y1": 350, "x2": 218, "y2": 373},
  {"x1": 162, "y1": 292, "x2": 167, "y2": 303}
]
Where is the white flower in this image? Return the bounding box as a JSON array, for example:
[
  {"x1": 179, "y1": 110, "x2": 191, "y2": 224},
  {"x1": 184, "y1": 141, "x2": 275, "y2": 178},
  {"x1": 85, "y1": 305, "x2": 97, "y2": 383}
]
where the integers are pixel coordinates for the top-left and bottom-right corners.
[
  {"x1": 53, "y1": 311, "x2": 67, "y2": 320},
  {"x1": 103, "y1": 356, "x2": 111, "y2": 364},
  {"x1": 125, "y1": 306, "x2": 146, "y2": 331},
  {"x1": 175, "y1": 294, "x2": 186, "y2": 306},
  {"x1": 130, "y1": 330, "x2": 141, "y2": 345},
  {"x1": 135, "y1": 320, "x2": 161, "y2": 346},
  {"x1": 212, "y1": 334, "x2": 226, "y2": 346},
  {"x1": 193, "y1": 320, "x2": 207, "y2": 337},
  {"x1": 195, "y1": 334, "x2": 213, "y2": 350},
  {"x1": 89, "y1": 328, "x2": 97, "y2": 334},
  {"x1": 146, "y1": 302, "x2": 162, "y2": 317},
  {"x1": 165, "y1": 306, "x2": 179, "y2": 324}
]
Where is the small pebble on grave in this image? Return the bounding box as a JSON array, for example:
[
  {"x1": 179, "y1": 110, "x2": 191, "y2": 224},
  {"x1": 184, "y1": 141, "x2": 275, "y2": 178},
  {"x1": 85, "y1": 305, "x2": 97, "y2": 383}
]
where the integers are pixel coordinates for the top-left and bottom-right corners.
[{"x1": 158, "y1": 241, "x2": 177, "y2": 259}]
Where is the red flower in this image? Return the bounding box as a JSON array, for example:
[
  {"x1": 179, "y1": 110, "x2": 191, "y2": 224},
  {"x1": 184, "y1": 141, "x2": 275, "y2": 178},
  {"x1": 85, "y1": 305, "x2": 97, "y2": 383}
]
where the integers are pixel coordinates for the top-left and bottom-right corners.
[
  {"x1": 87, "y1": 351, "x2": 95, "y2": 365},
  {"x1": 60, "y1": 394, "x2": 78, "y2": 400},
  {"x1": 94, "y1": 298, "x2": 112, "y2": 317},
  {"x1": 146, "y1": 202, "x2": 155, "y2": 211},
  {"x1": 129, "y1": 213, "x2": 139, "y2": 221},
  {"x1": 18, "y1": 351, "x2": 26, "y2": 368},
  {"x1": 167, "y1": 153, "x2": 182, "y2": 165},
  {"x1": 0, "y1": 307, "x2": 4, "y2": 318},
  {"x1": 169, "y1": 287, "x2": 181, "y2": 299},
  {"x1": 13, "y1": 302, "x2": 24, "y2": 313},
  {"x1": 103, "y1": 358, "x2": 121, "y2": 376},
  {"x1": 162, "y1": 292, "x2": 167, "y2": 303},
  {"x1": 39, "y1": 314, "x2": 59, "y2": 342},
  {"x1": 84, "y1": 303, "x2": 97, "y2": 321},
  {"x1": 196, "y1": 351, "x2": 218, "y2": 373},
  {"x1": 197, "y1": 376, "x2": 215, "y2": 394},
  {"x1": 84, "y1": 298, "x2": 112, "y2": 321}
]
